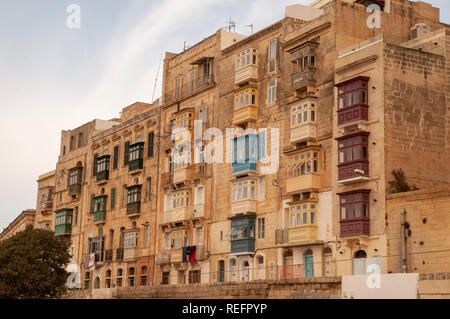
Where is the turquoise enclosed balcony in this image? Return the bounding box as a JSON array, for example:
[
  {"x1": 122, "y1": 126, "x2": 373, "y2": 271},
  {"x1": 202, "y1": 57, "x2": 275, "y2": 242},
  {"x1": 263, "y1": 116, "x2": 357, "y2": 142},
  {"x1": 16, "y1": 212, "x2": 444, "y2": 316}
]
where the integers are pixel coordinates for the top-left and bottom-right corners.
[{"x1": 232, "y1": 134, "x2": 258, "y2": 175}]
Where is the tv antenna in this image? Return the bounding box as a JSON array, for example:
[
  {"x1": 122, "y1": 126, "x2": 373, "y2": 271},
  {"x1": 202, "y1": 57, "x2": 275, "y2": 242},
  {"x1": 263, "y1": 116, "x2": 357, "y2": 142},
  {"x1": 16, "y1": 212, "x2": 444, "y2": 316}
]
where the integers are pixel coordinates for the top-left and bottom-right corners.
[
  {"x1": 225, "y1": 17, "x2": 236, "y2": 32},
  {"x1": 151, "y1": 56, "x2": 162, "y2": 103},
  {"x1": 246, "y1": 23, "x2": 254, "y2": 34},
  {"x1": 183, "y1": 41, "x2": 191, "y2": 51}
]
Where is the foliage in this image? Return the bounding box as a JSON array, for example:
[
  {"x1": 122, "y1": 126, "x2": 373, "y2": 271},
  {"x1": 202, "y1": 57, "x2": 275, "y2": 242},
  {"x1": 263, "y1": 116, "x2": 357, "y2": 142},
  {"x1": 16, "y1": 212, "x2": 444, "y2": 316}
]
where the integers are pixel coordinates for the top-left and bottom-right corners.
[
  {"x1": 388, "y1": 169, "x2": 419, "y2": 194},
  {"x1": 0, "y1": 225, "x2": 71, "y2": 299}
]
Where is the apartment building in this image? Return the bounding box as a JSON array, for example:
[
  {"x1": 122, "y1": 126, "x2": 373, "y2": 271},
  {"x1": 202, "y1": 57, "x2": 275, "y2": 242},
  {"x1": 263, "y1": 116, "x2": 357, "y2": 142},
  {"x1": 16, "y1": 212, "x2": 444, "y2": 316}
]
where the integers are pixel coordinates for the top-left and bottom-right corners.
[
  {"x1": 20, "y1": 0, "x2": 448, "y2": 291},
  {"x1": 0, "y1": 210, "x2": 36, "y2": 242},
  {"x1": 35, "y1": 170, "x2": 56, "y2": 231}
]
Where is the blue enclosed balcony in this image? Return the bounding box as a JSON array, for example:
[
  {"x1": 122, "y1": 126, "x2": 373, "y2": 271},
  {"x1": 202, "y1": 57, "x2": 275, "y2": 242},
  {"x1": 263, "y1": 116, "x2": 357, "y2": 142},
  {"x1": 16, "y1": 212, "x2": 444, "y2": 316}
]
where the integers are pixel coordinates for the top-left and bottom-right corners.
[
  {"x1": 232, "y1": 134, "x2": 258, "y2": 175},
  {"x1": 230, "y1": 216, "x2": 255, "y2": 254}
]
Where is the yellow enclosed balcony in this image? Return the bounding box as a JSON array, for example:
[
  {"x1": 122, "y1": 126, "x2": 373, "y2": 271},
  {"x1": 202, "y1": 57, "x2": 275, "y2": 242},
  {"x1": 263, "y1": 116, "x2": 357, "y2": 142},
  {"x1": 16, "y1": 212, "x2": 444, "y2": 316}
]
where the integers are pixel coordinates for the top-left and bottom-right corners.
[
  {"x1": 173, "y1": 167, "x2": 191, "y2": 184},
  {"x1": 289, "y1": 98, "x2": 318, "y2": 143},
  {"x1": 285, "y1": 148, "x2": 321, "y2": 193},
  {"x1": 233, "y1": 85, "x2": 258, "y2": 125},
  {"x1": 231, "y1": 199, "x2": 257, "y2": 217},
  {"x1": 170, "y1": 249, "x2": 183, "y2": 263},
  {"x1": 289, "y1": 225, "x2": 318, "y2": 243},
  {"x1": 286, "y1": 174, "x2": 320, "y2": 193},
  {"x1": 171, "y1": 207, "x2": 191, "y2": 222},
  {"x1": 235, "y1": 48, "x2": 257, "y2": 85}
]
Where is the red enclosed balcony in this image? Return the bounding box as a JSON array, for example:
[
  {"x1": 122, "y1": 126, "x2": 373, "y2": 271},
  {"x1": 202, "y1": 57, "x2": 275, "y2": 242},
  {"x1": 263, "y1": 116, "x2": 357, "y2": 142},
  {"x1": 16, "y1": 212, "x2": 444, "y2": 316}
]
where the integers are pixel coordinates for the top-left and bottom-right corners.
[
  {"x1": 338, "y1": 190, "x2": 371, "y2": 237},
  {"x1": 336, "y1": 76, "x2": 369, "y2": 126}
]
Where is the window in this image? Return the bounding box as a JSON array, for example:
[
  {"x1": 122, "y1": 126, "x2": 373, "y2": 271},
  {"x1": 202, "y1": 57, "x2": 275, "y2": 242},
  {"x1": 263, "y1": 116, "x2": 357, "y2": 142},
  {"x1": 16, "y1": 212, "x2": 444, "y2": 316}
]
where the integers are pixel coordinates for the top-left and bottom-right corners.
[
  {"x1": 140, "y1": 266, "x2": 148, "y2": 286},
  {"x1": 257, "y1": 217, "x2": 265, "y2": 239},
  {"x1": 231, "y1": 179, "x2": 256, "y2": 201},
  {"x1": 258, "y1": 177, "x2": 265, "y2": 200},
  {"x1": 124, "y1": 141, "x2": 130, "y2": 165},
  {"x1": 268, "y1": 40, "x2": 277, "y2": 73},
  {"x1": 291, "y1": 45, "x2": 317, "y2": 73},
  {"x1": 258, "y1": 129, "x2": 267, "y2": 160},
  {"x1": 232, "y1": 134, "x2": 258, "y2": 165},
  {"x1": 110, "y1": 188, "x2": 116, "y2": 210},
  {"x1": 96, "y1": 155, "x2": 110, "y2": 174},
  {"x1": 129, "y1": 142, "x2": 143, "y2": 162},
  {"x1": 290, "y1": 101, "x2": 316, "y2": 128},
  {"x1": 174, "y1": 111, "x2": 192, "y2": 129},
  {"x1": 164, "y1": 193, "x2": 173, "y2": 211},
  {"x1": 143, "y1": 224, "x2": 150, "y2": 248},
  {"x1": 70, "y1": 136, "x2": 75, "y2": 151},
  {"x1": 189, "y1": 270, "x2": 201, "y2": 284},
  {"x1": 171, "y1": 191, "x2": 190, "y2": 209},
  {"x1": 287, "y1": 150, "x2": 319, "y2": 177},
  {"x1": 230, "y1": 217, "x2": 255, "y2": 241},
  {"x1": 63, "y1": 145, "x2": 66, "y2": 156},
  {"x1": 195, "y1": 185, "x2": 205, "y2": 205},
  {"x1": 199, "y1": 106, "x2": 206, "y2": 122},
  {"x1": 74, "y1": 207, "x2": 78, "y2": 225},
  {"x1": 93, "y1": 154, "x2": 98, "y2": 176},
  {"x1": 339, "y1": 191, "x2": 370, "y2": 220},
  {"x1": 116, "y1": 269, "x2": 123, "y2": 287},
  {"x1": 145, "y1": 178, "x2": 152, "y2": 201},
  {"x1": 68, "y1": 167, "x2": 82, "y2": 186},
  {"x1": 337, "y1": 133, "x2": 369, "y2": 165},
  {"x1": 234, "y1": 87, "x2": 258, "y2": 109},
  {"x1": 171, "y1": 230, "x2": 188, "y2": 250},
  {"x1": 93, "y1": 195, "x2": 107, "y2": 213},
  {"x1": 267, "y1": 79, "x2": 276, "y2": 104},
  {"x1": 288, "y1": 203, "x2": 317, "y2": 227},
  {"x1": 127, "y1": 185, "x2": 141, "y2": 205},
  {"x1": 78, "y1": 133, "x2": 83, "y2": 148},
  {"x1": 235, "y1": 48, "x2": 257, "y2": 70},
  {"x1": 337, "y1": 77, "x2": 369, "y2": 110},
  {"x1": 148, "y1": 132, "x2": 154, "y2": 158},
  {"x1": 113, "y1": 146, "x2": 119, "y2": 169},
  {"x1": 128, "y1": 267, "x2": 135, "y2": 287},
  {"x1": 195, "y1": 227, "x2": 203, "y2": 246},
  {"x1": 174, "y1": 76, "x2": 182, "y2": 98},
  {"x1": 124, "y1": 232, "x2": 138, "y2": 248}
]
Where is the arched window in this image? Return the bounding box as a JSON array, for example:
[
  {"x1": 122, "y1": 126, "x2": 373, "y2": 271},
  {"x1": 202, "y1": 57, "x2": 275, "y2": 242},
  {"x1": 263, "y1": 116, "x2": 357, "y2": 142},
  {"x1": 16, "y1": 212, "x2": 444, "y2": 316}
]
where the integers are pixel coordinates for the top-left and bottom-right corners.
[
  {"x1": 355, "y1": 250, "x2": 367, "y2": 259},
  {"x1": 116, "y1": 268, "x2": 123, "y2": 287},
  {"x1": 145, "y1": 177, "x2": 152, "y2": 201},
  {"x1": 257, "y1": 255, "x2": 264, "y2": 265},
  {"x1": 128, "y1": 267, "x2": 135, "y2": 287},
  {"x1": 94, "y1": 277, "x2": 100, "y2": 289},
  {"x1": 323, "y1": 247, "x2": 332, "y2": 255},
  {"x1": 105, "y1": 270, "x2": 112, "y2": 288},
  {"x1": 140, "y1": 266, "x2": 148, "y2": 286}
]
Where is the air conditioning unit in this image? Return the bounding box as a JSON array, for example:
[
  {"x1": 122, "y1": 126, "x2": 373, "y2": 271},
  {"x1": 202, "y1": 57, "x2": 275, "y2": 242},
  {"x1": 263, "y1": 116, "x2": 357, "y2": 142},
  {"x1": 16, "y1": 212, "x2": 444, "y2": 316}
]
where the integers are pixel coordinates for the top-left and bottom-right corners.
[{"x1": 410, "y1": 23, "x2": 430, "y2": 39}]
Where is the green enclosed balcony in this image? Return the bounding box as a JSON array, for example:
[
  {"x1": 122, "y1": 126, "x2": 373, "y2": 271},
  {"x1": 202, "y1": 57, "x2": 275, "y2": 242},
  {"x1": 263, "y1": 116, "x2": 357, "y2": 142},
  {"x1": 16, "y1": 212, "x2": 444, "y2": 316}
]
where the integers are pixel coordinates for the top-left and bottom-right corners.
[
  {"x1": 128, "y1": 142, "x2": 144, "y2": 172},
  {"x1": 55, "y1": 209, "x2": 73, "y2": 236},
  {"x1": 229, "y1": 215, "x2": 255, "y2": 254},
  {"x1": 92, "y1": 195, "x2": 107, "y2": 224},
  {"x1": 96, "y1": 155, "x2": 110, "y2": 182}
]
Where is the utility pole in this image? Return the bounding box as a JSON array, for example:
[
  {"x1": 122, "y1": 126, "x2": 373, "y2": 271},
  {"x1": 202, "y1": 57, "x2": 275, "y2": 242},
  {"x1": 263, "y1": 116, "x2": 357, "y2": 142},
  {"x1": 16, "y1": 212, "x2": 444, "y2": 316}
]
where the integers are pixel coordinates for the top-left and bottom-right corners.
[{"x1": 400, "y1": 208, "x2": 407, "y2": 273}]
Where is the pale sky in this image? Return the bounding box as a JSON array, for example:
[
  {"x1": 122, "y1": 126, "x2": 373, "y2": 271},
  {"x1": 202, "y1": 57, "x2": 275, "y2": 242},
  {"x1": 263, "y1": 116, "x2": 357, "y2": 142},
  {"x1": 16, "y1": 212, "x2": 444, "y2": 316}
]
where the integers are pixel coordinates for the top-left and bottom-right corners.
[{"x1": 0, "y1": 0, "x2": 448, "y2": 231}]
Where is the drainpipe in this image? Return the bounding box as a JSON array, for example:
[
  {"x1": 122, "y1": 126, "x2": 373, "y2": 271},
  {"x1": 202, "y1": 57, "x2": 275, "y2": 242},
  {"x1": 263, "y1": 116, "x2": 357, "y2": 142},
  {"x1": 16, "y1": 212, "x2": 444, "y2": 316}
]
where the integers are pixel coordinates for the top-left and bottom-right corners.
[{"x1": 400, "y1": 208, "x2": 407, "y2": 273}]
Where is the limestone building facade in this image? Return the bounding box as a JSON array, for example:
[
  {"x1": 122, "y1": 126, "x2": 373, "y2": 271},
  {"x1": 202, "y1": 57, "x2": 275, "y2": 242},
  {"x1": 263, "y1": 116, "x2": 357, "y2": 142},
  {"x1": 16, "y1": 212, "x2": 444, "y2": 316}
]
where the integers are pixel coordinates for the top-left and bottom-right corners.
[{"x1": 21, "y1": 0, "x2": 449, "y2": 289}]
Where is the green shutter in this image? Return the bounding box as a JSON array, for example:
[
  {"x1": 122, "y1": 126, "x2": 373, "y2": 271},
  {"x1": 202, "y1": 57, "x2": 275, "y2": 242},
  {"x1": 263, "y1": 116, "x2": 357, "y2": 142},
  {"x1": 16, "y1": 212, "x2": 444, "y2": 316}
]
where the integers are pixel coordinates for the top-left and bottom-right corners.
[
  {"x1": 111, "y1": 188, "x2": 116, "y2": 210},
  {"x1": 148, "y1": 132, "x2": 154, "y2": 158},
  {"x1": 113, "y1": 146, "x2": 119, "y2": 169},
  {"x1": 93, "y1": 154, "x2": 98, "y2": 176},
  {"x1": 90, "y1": 194, "x2": 95, "y2": 214},
  {"x1": 124, "y1": 141, "x2": 130, "y2": 165}
]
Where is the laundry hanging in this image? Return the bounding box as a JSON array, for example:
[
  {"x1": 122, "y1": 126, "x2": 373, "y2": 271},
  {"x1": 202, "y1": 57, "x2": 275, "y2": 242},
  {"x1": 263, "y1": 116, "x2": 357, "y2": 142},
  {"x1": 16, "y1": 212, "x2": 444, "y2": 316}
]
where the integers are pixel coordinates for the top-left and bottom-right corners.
[{"x1": 189, "y1": 246, "x2": 197, "y2": 263}]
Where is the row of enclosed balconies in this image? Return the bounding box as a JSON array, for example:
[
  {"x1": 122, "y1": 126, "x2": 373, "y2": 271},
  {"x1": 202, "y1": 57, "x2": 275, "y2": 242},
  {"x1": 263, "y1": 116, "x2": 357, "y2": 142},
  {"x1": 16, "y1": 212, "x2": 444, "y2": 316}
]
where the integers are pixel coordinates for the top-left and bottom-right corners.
[{"x1": 155, "y1": 246, "x2": 207, "y2": 265}]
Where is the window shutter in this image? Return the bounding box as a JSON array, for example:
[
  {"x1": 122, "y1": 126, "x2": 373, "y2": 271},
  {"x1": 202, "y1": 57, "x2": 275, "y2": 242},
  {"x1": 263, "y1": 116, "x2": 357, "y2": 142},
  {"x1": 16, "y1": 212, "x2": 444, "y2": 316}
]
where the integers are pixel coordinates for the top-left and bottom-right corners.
[
  {"x1": 90, "y1": 194, "x2": 95, "y2": 214},
  {"x1": 148, "y1": 132, "x2": 154, "y2": 158},
  {"x1": 258, "y1": 130, "x2": 267, "y2": 159},
  {"x1": 111, "y1": 188, "x2": 116, "y2": 210},
  {"x1": 93, "y1": 154, "x2": 98, "y2": 176},
  {"x1": 124, "y1": 141, "x2": 130, "y2": 165},
  {"x1": 113, "y1": 146, "x2": 119, "y2": 169}
]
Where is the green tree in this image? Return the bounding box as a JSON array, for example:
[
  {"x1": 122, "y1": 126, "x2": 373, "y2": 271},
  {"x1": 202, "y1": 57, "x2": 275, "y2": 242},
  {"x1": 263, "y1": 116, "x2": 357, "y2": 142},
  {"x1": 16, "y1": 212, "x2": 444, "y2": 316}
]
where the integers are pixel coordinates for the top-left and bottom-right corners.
[
  {"x1": 388, "y1": 168, "x2": 419, "y2": 194},
  {"x1": 0, "y1": 225, "x2": 71, "y2": 299}
]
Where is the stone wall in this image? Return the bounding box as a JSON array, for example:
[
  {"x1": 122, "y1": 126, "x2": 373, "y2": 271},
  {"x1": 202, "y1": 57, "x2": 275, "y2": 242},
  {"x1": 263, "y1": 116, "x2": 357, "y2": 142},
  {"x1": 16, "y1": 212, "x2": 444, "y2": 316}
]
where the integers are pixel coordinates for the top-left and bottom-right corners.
[{"x1": 66, "y1": 277, "x2": 341, "y2": 299}]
